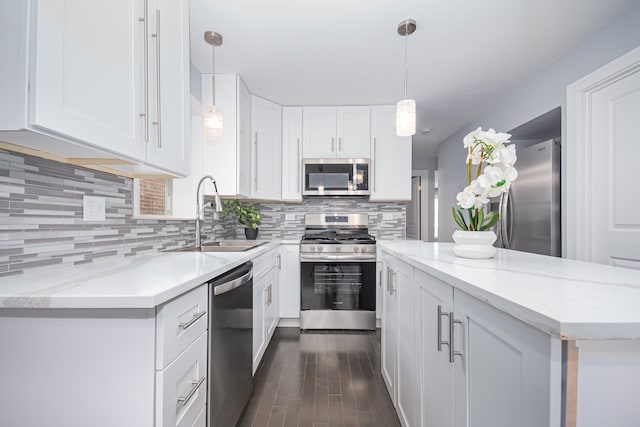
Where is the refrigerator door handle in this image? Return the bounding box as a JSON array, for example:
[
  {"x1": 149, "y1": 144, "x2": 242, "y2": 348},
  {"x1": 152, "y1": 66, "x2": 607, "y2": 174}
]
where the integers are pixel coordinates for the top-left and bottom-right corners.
[{"x1": 500, "y1": 191, "x2": 512, "y2": 249}]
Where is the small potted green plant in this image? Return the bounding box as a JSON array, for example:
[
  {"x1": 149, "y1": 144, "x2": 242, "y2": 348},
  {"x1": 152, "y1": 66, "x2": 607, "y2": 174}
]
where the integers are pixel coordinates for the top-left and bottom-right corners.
[{"x1": 221, "y1": 200, "x2": 262, "y2": 240}]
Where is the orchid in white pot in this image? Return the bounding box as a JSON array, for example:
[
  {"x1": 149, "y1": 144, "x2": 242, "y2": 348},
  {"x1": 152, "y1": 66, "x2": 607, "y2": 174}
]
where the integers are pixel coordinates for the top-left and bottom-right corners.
[{"x1": 452, "y1": 127, "x2": 518, "y2": 232}]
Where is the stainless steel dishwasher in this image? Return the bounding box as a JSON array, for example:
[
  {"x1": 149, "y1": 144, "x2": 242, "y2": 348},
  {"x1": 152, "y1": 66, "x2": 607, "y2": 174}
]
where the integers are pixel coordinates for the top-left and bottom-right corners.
[{"x1": 208, "y1": 261, "x2": 253, "y2": 427}]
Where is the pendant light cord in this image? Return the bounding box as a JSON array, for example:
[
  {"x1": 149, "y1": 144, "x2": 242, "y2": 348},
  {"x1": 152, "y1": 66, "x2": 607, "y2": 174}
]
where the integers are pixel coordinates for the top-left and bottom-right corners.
[
  {"x1": 211, "y1": 43, "x2": 216, "y2": 105},
  {"x1": 404, "y1": 28, "x2": 408, "y2": 99}
]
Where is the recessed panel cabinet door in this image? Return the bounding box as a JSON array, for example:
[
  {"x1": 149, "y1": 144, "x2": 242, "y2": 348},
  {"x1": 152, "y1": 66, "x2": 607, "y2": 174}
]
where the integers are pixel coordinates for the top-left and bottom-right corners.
[
  {"x1": 145, "y1": 0, "x2": 189, "y2": 176},
  {"x1": 251, "y1": 96, "x2": 282, "y2": 200},
  {"x1": 453, "y1": 290, "x2": 555, "y2": 427},
  {"x1": 416, "y1": 270, "x2": 455, "y2": 427},
  {"x1": 381, "y1": 260, "x2": 398, "y2": 403},
  {"x1": 370, "y1": 106, "x2": 412, "y2": 201},
  {"x1": 302, "y1": 107, "x2": 337, "y2": 158},
  {"x1": 32, "y1": 0, "x2": 145, "y2": 161}
]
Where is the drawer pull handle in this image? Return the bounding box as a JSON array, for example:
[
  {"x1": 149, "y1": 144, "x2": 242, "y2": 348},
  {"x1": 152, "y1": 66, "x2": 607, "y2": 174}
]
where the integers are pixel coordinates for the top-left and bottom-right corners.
[
  {"x1": 177, "y1": 376, "x2": 205, "y2": 406},
  {"x1": 179, "y1": 311, "x2": 206, "y2": 330}
]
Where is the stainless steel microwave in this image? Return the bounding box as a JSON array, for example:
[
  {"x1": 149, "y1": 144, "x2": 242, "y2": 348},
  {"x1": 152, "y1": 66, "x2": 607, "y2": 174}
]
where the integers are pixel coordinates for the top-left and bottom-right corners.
[{"x1": 302, "y1": 159, "x2": 370, "y2": 197}]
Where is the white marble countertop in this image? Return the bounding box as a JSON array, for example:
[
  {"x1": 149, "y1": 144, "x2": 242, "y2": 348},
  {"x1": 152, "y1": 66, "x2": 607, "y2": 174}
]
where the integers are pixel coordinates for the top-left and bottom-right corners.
[
  {"x1": 0, "y1": 241, "x2": 280, "y2": 309},
  {"x1": 378, "y1": 241, "x2": 640, "y2": 340}
]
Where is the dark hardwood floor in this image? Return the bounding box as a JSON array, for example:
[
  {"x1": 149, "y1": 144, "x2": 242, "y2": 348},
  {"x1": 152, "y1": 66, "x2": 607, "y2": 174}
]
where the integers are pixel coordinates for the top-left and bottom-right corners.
[{"x1": 238, "y1": 328, "x2": 401, "y2": 427}]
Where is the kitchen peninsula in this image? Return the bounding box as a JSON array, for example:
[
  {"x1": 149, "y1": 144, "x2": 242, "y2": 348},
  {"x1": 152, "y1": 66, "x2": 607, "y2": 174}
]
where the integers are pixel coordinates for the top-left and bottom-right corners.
[{"x1": 378, "y1": 240, "x2": 640, "y2": 427}]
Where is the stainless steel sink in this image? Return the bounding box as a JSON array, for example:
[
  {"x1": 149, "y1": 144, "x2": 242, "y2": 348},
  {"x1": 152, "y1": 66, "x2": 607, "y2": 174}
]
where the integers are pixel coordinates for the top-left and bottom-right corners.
[{"x1": 168, "y1": 240, "x2": 267, "y2": 253}]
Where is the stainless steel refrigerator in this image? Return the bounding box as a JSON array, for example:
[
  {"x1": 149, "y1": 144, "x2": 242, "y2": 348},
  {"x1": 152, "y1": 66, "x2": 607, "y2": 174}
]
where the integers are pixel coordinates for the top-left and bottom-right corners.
[{"x1": 493, "y1": 139, "x2": 561, "y2": 256}]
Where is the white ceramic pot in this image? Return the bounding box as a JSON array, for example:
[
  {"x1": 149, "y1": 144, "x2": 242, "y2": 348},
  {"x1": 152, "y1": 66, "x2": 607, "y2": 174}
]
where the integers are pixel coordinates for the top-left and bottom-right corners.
[{"x1": 452, "y1": 230, "x2": 497, "y2": 259}]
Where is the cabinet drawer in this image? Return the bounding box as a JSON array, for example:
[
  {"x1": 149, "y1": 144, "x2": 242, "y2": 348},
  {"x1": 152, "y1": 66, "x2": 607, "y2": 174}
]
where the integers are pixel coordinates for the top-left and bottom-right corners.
[
  {"x1": 156, "y1": 331, "x2": 208, "y2": 427},
  {"x1": 156, "y1": 284, "x2": 208, "y2": 369},
  {"x1": 253, "y1": 248, "x2": 277, "y2": 282}
]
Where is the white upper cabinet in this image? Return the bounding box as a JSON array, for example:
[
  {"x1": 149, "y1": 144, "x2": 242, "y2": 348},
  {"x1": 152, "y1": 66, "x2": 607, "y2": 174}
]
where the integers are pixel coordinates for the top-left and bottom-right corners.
[
  {"x1": 202, "y1": 74, "x2": 251, "y2": 197},
  {"x1": 144, "y1": 0, "x2": 190, "y2": 176},
  {"x1": 251, "y1": 96, "x2": 282, "y2": 200},
  {"x1": 370, "y1": 106, "x2": 412, "y2": 201},
  {"x1": 336, "y1": 107, "x2": 371, "y2": 158},
  {"x1": 281, "y1": 107, "x2": 303, "y2": 201},
  {"x1": 0, "y1": 0, "x2": 189, "y2": 177},
  {"x1": 302, "y1": 106, "x2": 370, "y2": 159}
]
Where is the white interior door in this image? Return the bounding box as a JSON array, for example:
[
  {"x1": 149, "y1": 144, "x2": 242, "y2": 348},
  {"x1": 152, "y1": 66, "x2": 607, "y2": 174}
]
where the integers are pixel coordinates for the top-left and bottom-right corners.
[
  {"x1": 567, "y1": 46, "x2": 640, "y2": 269},
  {"x1": 406, "y1": 176, "x2": 421, "y2": 240}
]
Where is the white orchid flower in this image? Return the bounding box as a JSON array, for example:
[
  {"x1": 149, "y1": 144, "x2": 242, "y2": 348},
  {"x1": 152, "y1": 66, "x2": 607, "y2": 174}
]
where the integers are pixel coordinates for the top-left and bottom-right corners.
[
  {"x1": 456, "y1": 189, "x2": 476, "y2": 209},
  {"x1": 463, "y1": 127, "x2": 483, "y2": 148},
  {"x1": 489, "y1": 144, "x2": 517, "y2": 167},
  {"x1": 453, "y1": 126, "x2": 518, "y2": 231},
  {"x1": 482, "y1": 128, "x2": 511, "y2": 148}
]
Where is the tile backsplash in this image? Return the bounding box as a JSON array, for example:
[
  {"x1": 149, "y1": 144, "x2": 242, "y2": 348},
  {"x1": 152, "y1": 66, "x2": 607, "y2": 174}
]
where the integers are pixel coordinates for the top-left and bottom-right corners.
[{"x1": 1, "y1": 149, "x2": 405, "y2": 277}]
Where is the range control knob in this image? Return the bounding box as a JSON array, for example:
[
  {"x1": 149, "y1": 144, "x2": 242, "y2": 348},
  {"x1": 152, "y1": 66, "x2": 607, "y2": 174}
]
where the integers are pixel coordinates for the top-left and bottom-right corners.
[
  {"x1": 353, "y1": 246, "x2": 359, "y2": 253},
  {"x1": 336, "y1": 246, "x2": 341, "y2": 253},
  {"x1": 360, "y1": 247, "x2": 367, "y2": 253},
  {"x1": 310, "y1": 246, "x2": 316, "y2": 252},
  {"x1": 317, "y1": 246, "x2": 324, "y2": 252}
]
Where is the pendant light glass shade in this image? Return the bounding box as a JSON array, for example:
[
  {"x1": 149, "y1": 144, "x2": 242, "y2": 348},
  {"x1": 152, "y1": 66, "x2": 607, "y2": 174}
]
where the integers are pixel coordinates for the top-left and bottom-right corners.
[
  {"x1": 396, "y1": 99, "x2": 416, "y2": 137},
  {"x1": 204, "y1": 105, "x2": 224, "y2": 140}
]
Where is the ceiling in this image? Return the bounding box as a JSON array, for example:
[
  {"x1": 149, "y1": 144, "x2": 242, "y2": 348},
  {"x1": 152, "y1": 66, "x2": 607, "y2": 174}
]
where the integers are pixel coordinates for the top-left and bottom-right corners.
[{"x1": 189, "y1": 0, "x2": 639, "y2": 158}]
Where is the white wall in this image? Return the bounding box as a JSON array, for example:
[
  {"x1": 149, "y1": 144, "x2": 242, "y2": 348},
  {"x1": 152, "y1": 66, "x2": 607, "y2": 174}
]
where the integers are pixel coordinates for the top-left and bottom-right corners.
[{"x1": 437, "y1": 4, "x2": 640, "y2": 246}]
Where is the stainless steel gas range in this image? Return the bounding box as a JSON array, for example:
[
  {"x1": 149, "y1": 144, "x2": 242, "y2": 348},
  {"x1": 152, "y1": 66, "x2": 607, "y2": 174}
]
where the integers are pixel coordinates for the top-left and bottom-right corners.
[{"x1": 299, "y1": 213, "x2": 376, "y2": 330}]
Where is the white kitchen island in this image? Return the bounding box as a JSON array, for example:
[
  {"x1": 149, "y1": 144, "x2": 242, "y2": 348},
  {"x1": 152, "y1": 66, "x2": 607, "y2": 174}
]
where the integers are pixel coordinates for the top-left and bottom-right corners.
[{"x1": 378, "y1": 240, "x2": 640, "y2": 427}]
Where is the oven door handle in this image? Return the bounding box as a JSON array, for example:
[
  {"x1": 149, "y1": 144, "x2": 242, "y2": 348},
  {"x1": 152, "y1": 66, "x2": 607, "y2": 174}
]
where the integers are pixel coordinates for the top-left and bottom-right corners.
[{"x1": 300, "y1": 254, "x2": 376, "y2": 262}]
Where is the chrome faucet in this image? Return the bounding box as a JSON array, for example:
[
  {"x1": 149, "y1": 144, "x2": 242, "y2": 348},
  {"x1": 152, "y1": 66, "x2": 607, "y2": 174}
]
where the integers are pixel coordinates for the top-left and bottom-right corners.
[{"x1": 195, "y1": 175, "x2": 223, "y2": 247}]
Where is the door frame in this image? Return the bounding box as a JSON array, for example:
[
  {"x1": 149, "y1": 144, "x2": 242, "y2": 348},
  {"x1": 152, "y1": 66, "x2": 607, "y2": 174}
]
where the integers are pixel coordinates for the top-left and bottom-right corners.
[
  {"x1": 410, "y1": 170, "x2": 431, "y2": 241},
  {"x1": 566, "y1": 46, "x2": 640, "y2": 262}
]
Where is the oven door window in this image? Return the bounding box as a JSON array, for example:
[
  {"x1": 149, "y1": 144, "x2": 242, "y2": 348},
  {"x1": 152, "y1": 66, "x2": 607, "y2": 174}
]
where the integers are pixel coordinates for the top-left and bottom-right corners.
[{"x1": 300, "y1": 262, "x2": 375, "y2": 311}]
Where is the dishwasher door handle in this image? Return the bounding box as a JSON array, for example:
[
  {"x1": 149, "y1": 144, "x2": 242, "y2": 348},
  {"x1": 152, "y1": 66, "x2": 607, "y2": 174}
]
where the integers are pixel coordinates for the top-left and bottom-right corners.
[{"x1": 213, "y1": 270, "x2": 253, "y2": 296}]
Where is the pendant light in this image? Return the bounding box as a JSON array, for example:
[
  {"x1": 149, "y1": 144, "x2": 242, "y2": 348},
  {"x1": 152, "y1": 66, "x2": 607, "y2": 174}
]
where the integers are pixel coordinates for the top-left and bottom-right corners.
[
  {"x1": 396, "y1": 19, "x2": 417, "y2": 137},
  {"x1": 204, "y1": 31, "x2": 223, "y2": 140}
]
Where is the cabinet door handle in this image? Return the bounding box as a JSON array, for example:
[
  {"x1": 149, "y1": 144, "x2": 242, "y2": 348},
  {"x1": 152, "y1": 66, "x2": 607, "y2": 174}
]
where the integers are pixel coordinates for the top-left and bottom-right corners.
[
  {"x1": 177, "y1": 376, "x2": 205, "y2": 406},
  {"x1": 138, "y1": 1, "x2": 149, "y2": 142},
  {"x1": 152, "y1": 9, "x2": 162, "y2": 148},
  {"x1": 390, "y1": 271, "x2": 397, "y2": 295},
  {"x1": 331, "y1": 137, "x2": 335, "y2": 152},
  {"x1": 265, "y1": 285, "x2": 269, "y2": 306},
  {"x1": 297, "y1": 138, "x2": 301, "y2": 193},
  {"x1": 379, "y1": 269, "x2": 382, "y2": 287},
  {"x1": 437, "y1": 305, "x2": 450, "y2": 352},
  {"x1": 449, "y1": 312, "x2": 463, "y2": 363},
  {"x1": 338, "y1": 136, "x2": 342, "y2": 152},
  {"x1": 386, "y1": 267, "x2": 391, "y2": 293},
  {"x1": 254, "y1": 133, "x2": 258, "y2": 190},
  {"x1": 277, "y1": 254, "x2": 282, "y2": 269},
  {"x1": 178, "y1": 310, "x2": 206, "y2": 330},
  {"x1": 373, "y1": 137, "x2": 377, "y2": 192}
]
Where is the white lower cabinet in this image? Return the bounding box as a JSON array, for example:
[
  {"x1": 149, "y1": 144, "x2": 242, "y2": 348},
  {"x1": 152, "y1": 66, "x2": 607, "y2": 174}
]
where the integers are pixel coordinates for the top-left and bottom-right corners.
[
  {"x1": 416, "y1": 270, "x2": 455, "y2": 427},
  {"x1": 278, "y1": 244, "x2": 301, "y2": 319},
  {"x1": 453, "y1": 289, "x2": 555, "y2": 427},
  {"x1": 382, "y1": 254, "x2": 418, "y2": 427},
  {"x1": 383, "y1": 252, "x2": 558, "y2": 427},
  {"x1": 252, "y1": 248, "x2": 280, "y2": 374},
  {"x1": 381, "y1": 256, "x2": 398, "y2": 402},
  {"x1": 0, "y1": 283, "x2": 208, "y2": 427},
  {"x1": 253, "y1": 273, "x2": 267, "y2": 375}
]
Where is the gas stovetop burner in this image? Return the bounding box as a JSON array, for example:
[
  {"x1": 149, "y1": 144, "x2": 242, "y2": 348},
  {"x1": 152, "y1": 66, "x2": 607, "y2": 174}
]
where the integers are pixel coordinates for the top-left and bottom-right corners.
[{"x1": 301, "y1": 230, "x2": 376, "y2": 244}]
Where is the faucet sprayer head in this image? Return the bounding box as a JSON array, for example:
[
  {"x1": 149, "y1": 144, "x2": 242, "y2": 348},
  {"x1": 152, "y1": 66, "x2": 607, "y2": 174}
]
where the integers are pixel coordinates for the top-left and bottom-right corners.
[{"x1": 214, "y1": 193, "x2": 223, "y2": 212}]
